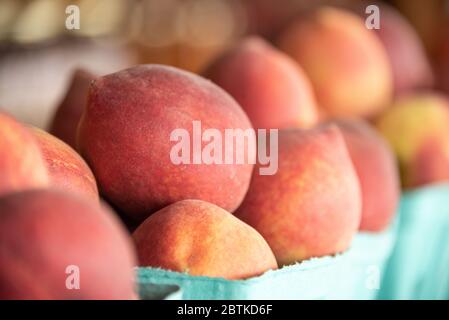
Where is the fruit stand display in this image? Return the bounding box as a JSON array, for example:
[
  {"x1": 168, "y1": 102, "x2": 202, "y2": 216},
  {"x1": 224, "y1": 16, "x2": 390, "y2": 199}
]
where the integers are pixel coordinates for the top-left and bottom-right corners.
[{"x1": 1, "y1": 0, "x2": 449, "y2": 300}]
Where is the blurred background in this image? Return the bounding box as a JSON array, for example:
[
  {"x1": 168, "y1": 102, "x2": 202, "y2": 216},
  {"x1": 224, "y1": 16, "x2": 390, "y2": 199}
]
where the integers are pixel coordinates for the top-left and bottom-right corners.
[{"x1": 1, "y1": 0, "x2": 448, "y2": 129}]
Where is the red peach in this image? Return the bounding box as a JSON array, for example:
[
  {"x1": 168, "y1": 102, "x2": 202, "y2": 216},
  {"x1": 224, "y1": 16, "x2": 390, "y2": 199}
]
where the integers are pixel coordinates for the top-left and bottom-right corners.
[
  {"x1": 78, "y1": 65, "x2": 255, "y2": 222},
  {"x1": 0, "y1": 189, "x2": 137, "y2": 299},
  {"x1": 332, "y1": 119, "x2": 400, "y2": 231},
  {"x1": 234, "y1": 125, "x2": 361, "y2": 266},
  {"x1": 49, "y1": 69, "x2": 96, "y2": 149},
  {"x1": 29, "y1": 126, "x2": 99, "y2": 202},
  {"x1": 409, "y1": 139, "x2": 449, "y2": 187},
  {"x1": 203, "y1": 37, "x2": 318, "y2": 129},
  {"x1": 349, "y1": 2, "x2": 433, "y2": 95},
  {"x1": 372, "y1": 4, "x2": 433, "y2": 95},
  {"x1": 392, "y1": 0, "x2": 445, "y2": 55}
]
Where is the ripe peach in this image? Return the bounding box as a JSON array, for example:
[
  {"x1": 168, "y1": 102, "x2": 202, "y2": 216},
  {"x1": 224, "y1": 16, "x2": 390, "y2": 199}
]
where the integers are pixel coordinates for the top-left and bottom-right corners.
[
  {"x1": 392, "y1": 0, "x2": 445, "y2": 55},
  {"x1": 0, "y1": 112, "x2": 49, "y2": 196},
  {"x1": 332, "y1": 119, "x2": 400, "y2": 231},
  {"x1": 28, "y1": 126, "x2": 99, "y2": 202},
  {"x1": 133, "y1": 199, "x2": 278, "y2": 280},
  {"x1": 203, "y1": 37, "x2": 318, "y2": 129},
  {"x1": 349, "y1": 3, "x2": 433, "y2": 95},
  {"x1": 78, "y1": 65, "x2": 255, "y2": 222},
  {"x1": 409, "y1": 139, "x2": 449, "y2": 187},
  {"x1": 376, "y1": 93, "x2": 449, "y2": 188},
  {"x1": 49, "y1": 69, "x2": 96, "y2": 149},
  {"x1": 0, "y1": 189, "x2": 137, "y2": 299},
  {"x1": 234, "y1": 125, "x2": 361, "y2": 266},
  {"x1": 341, "y1": 1, "x2": 435, "y2": 96},
  {"x1": 277, "y1": 6, "x2": 392, "y2": 118},
  {"x1": 357, "y1": 3, "x2": 433, "y2": 95}
]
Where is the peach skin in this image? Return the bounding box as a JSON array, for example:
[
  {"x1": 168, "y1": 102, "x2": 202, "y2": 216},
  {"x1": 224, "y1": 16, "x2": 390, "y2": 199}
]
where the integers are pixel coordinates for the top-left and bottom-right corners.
[
  {"x1": 133, "y1": 199, "x2": 278, "y2": 280},
  {"x1": 333, "y1": 119, "x2": 400, "y2": 231},
  {"x1": 377, "y1": 93, "x2": 449, "y2": 188},
  {"x1": 78, "y1": 65, "x2": 255, "y2": 222},
  {"x1": 234, "y1": 125, "x2": 361, "y2": 266},
  {"x1": 0, "y1": 189, "x2": 137, "y2": 299},
  {"x1": 204, "y1": 37, "x2": 318, "y2": 129},
  {"x1": 29, "y1": 126, "x2": 99, "y2": 202},
  {"x1": 0, "y1": 112, "x2": 49, "y2": 196},
  {"x1": 277, "y1": 6, "x2": 393, "y2": 119},
  {"x1": 50, "y1": 69, "x2": 96, "y2": 149}
]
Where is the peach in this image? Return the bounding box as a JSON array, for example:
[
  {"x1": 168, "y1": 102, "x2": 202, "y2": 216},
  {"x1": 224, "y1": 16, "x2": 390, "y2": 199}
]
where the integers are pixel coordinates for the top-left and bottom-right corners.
[
  {"x1": 277, "y1": 6, "x2": 393, "y2": 119},
  {"x1": 363, "y1": 3, "x2": 433, "y2": 95},
  {"x1": 0, "y1": 112, "x2": 49, "y2": 196},
  {"x1": 234, "y1": 125, "x2": 361, "y2": 266},
  {"x1": 49, "y1": 69, "x2": 96, "y2": 149},
  {"x1": 376, "y1": 93, "x2": 449, "y2": 188},
  {"x1": 133, "y1": 199, "x2": 278, "y2": 280},
  {"x1": 78, "y1": 65, "x2": 255, "y2": 222},
  {"x1": 409, "y1": 139, "x2": 449, "y2": 187},
  {"x1": 0, "y1": 189, "x2": 137, "y2": 299},
  {"x1": 28, "y1": 126, "x2": 99, "y2": 202},
  {"x1": 392, "y1": 0, "x2": 445, "y2": 55},
  {"x1": 345, "y1": 2, "x2": 434, "y2": 95},
  {"x1": 332, "y1": 119, "x2": 400, "y2": 231},
  {"x1": 203, "y1": 37, "x2": 318, "y2": 129}
]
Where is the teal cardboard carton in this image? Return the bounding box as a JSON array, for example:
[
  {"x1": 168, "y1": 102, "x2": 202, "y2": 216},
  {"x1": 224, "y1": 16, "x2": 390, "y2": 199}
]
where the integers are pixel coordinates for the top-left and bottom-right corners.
[
  {"x1": 138, "y1": 254, "x2": 349, "y2": 300},
  {"x1": 344, "y1": 221, "x2": 397, "y2": 299},
  {"x1": 137, "y1": 221, "x2": 396, "y2": 300},
  {"x1": 379, "y1": 184, "x2": 449, "y2": 300}
]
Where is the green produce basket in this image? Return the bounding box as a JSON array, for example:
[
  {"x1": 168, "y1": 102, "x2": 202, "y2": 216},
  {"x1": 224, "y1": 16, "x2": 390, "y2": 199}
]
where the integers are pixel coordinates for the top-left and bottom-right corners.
[
  {"x1": 137, "y1": 221, "x2": 397, "y2": 300},
  {"x1": 379, "y1": 184, "x2": 449, "y2": 300}
]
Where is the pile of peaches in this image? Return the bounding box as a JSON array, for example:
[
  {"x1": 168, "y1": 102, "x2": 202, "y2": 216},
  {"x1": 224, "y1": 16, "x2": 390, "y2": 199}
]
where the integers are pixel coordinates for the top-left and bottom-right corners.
[{"x1": 2, "y1": 5, "x2": 449, "y2": 299}]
